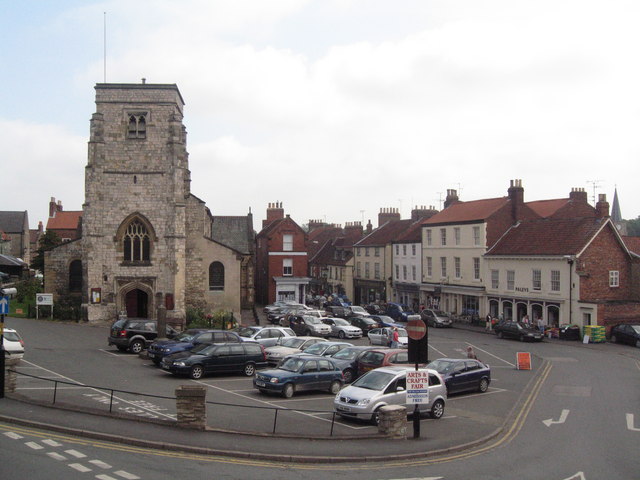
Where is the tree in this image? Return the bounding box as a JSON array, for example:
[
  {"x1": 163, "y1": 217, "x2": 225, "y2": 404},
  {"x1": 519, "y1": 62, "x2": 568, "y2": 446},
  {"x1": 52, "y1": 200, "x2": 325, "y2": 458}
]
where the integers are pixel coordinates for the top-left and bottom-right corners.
[
  {"x1": 625, "y1": 217, "x2": 640, "y2": 236},
  {"x1": 30, "y1": 230, "x2": 62, "y2": 273}
]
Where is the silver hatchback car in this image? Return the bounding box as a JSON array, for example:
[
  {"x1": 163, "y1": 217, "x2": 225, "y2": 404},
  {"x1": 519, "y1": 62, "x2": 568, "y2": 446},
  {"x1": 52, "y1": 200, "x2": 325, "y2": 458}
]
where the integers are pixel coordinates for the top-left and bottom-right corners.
[{"x1": 333, "y1": 366, "x2": 447, "y2": 425}]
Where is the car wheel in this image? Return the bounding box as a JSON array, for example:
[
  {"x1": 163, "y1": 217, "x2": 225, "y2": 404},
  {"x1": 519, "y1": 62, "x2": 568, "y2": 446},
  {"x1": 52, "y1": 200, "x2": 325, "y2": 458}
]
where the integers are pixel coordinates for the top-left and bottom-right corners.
[
  {"x1": 243, "y1": 363, "x2": 256, "y2": 377},
  {"x1": 478, "y1": 377, "x2": 489, "y2": 393},
  {"x1": 519, "y1": 335, "x2": 525, "y2": 342},
  {"x1": 636, "y1": 339, "x2": 640, "y2": 348},
  {"x1": 338, "y1": 331, "x2": 346, "y2": 339},
  {"x1": 371, "y1": 407, "x2": 383, "y2": 426},
  {"x1": 430, "y1": 399, "x2": 445, "y2": 419},
  {"x1": 130, "y1": 340, "x2": 144, "y2": 354},
  {"x1": 610, "y1": 334, "x2": 617, "y2": 343},
  {"x1": 497, "y1": 331, "x2": 503, "y2": 339},
  {"x1": 329, "y1": 380, "x2": 342, "y2": 394},
  {"x1": 282, "y1": 383, "x2": 294, "y2": 398},
  {"x1": 343, "y1": 368, "x2": 355, "y2": 383},
  {"x1": 190, "y1": 365, "x2": 204, "y2": 380},
  {"x1": 116, "y1": 345, "x2": 128, "y2": 352}
]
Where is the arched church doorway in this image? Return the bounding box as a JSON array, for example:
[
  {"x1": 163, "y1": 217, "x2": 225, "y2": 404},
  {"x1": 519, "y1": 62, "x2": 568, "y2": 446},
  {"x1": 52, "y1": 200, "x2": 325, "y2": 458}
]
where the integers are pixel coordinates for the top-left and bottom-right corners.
[{"x1": 125, "y1": 289, "x2": 149, "y2": 318}]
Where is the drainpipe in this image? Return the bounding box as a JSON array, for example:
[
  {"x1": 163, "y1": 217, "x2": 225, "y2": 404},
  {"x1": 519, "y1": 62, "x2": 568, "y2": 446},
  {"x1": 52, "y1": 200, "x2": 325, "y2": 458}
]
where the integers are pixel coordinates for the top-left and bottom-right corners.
[{"x1": 564, "y1": 256, "x2": 574, "y2": 325}]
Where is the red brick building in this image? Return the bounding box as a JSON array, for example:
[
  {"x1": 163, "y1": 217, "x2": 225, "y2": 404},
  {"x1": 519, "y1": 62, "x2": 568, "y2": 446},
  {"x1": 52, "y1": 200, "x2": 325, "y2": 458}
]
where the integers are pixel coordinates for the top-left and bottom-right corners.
[{"x1": 255, "y1": 203, "x2": 310, "y2": 305}]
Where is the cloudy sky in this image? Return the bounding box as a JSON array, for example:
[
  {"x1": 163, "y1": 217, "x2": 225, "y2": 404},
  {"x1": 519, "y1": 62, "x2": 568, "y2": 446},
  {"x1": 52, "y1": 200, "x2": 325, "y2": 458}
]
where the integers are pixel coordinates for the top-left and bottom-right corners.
[{"x1": 2, "y1": 0, "x2": 638, "y2": 230}]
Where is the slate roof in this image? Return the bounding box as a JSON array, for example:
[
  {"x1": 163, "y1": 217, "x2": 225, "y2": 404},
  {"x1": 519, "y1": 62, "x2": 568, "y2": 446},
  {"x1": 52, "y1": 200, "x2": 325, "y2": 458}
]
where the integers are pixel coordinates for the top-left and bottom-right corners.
[
  {"x1": 355, "y1": 219, "x2": 413, "y2": 247},
  {"x1": 0, "y1": 211, "x2": 28, "y2": 233},
  {"x1": 485, "y1": 217, "x2": 611, "y2": 256},
  {"x1": 0, "y1": 253, "x2": 27, "y2": 267},
  {"x1": 423, "y1": 198, "x2": 508, "y2": 225},
  {"x1": 211, "y1": 216, "x2": 254, "y2": 255},
  {"x1": 47, "y1": 211, "x2": 82, "y2": 230}
]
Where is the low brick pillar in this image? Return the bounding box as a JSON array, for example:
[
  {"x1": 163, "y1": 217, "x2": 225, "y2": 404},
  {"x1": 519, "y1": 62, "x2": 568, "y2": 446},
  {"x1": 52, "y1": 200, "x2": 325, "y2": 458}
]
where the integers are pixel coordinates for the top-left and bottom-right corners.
[
  {"x1": 4, "y1": 358, "x2": 20, "y2": 395},
  {"x1": 175, "y1": 385, "x2": 207, "y2": 430},
  {"x1": 377, "y1": 404, "x2": 407, "y2": 439}
]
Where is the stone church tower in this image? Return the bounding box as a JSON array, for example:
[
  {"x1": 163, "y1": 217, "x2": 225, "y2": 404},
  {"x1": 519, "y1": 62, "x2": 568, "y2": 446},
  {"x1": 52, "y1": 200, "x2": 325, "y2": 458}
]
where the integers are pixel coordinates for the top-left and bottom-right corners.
[{"x1": 83, "y1": 82, "x2": 190, "y2": 322}]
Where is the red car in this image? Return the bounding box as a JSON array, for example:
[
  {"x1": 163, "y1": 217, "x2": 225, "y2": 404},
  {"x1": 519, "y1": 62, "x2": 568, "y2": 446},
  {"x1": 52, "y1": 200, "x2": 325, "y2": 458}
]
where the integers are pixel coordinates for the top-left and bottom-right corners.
[{"x1": 356, "y1": 348, "x2": 417, "y2": 376}]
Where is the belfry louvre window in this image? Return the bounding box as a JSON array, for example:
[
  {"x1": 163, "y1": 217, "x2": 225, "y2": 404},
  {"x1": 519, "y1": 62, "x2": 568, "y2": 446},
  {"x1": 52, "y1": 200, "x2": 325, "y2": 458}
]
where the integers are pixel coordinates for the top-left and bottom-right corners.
[
  {"x1": 124, "y1": 220, "x2": 150, "y2": 262},
  {"x1": 128, "y1": 114, "x2": 147, "y2": 139}
]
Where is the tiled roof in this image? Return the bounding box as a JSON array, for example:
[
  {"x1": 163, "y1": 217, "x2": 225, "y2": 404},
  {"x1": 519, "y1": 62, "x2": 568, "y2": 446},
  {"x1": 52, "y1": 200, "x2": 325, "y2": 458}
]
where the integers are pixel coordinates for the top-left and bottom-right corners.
[
  {"x1": 308, "y1": 226, "x2": 344, "y2": 258},
  {"x1": 423, "y1": 198, "x2": 508, "y2": 225},
  {"x1": 211, "y1": 216, "x2": 254, "y2": 254},
  {"x1": 622, "y1": 236, "x2": 640, "y2": 256},
  {"x1": 309, "y1": 238, "x2": 353, "y2": 266},
  {"x1": 526, "y1": 199, "x2": 569, "y2": 218},
  {"x1": 355, "y1": 219, "x2": 413, "y2": 246},
  {"x1": 486, "y1": 217, "x2": 609, "y2": 256},
  {"x1": 394, "y1": 218, "x2": 429, "y2": 243},
  {"x1": 47, "y1": 211, "x2": 82, "y2": 230},
  {"x1": 0, "y1": 211, "x2": 28, "y2": 233}
]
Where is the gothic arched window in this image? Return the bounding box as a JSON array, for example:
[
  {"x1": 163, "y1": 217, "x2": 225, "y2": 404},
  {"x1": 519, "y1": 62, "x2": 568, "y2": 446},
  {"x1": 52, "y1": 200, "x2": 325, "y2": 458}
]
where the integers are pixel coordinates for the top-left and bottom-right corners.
[
  {"x1": 209, "y1": 262, "x2": 225, "y2": 291},
  {"x1": 124, "y1": 220, "x2": 151, "y2": 263},
  {"x1": 127, "y1": 114, "x2": 147, "y2": 139},
  {"x1": 69, "y1": 259, "x2": 82, "y2": 292}
]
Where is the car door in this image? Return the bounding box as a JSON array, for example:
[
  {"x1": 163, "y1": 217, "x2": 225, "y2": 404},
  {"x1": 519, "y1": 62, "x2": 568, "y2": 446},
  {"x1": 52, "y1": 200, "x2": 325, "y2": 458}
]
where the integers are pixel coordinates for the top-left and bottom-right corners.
[
  {"x1": 203, "y1": 345, "x2": 228, "y2": 374},
  {"x1": 256, "y1": 329, "x2": 276, "y2": 347},
  {"x1": 381, "y1": 376, "x2": 407, "y2": 407},
  {"x1": 447, "y1": 362, "x2": 467, "y2": 393},
  {"x1": 226, "y1": 344, "x2": 246, "y2": 372},
  {"x1": 298, "y1": 360, "x2": 319, "y2": 390},
  {"x1": 317, "y1": 359, "x2": 337, "y2": 389},
  {"x1": 463, "y1": 361, "x2": 483, "y2": 392}
]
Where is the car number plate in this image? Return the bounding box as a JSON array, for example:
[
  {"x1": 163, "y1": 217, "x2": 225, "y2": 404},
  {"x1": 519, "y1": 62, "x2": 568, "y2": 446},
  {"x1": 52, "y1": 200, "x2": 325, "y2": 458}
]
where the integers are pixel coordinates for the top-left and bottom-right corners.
[
  {"x1": 162, "y1": 364, "x2": 170, "y2": 370},
  {"x1": 336, "y1": 405, "x2": 350, "y2": 412},
  {"x1": 255, "y1": 380, "x2": 266, "y2": 387},
  {"x1": 148, "y1": 352, "x2": 155, "y2": 358}
]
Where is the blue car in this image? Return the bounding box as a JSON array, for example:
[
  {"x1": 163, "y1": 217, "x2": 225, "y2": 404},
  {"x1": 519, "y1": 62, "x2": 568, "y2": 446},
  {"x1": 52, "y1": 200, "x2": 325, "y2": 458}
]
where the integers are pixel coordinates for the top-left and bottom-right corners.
[
  {"x1": 368, "y1": 315, "x2": 403, "y2": 328},
  {"x1": 253, "y1": 355, "x2": 344, "y2": 398},
  {"x1": 147, "y1": 329, "x2": 242, "y2": 365},
  {"x1": 426, "y1": 358, "x2": 491, "y2": 395},
  {"x1": 326, "y1": 345, "x2": 380, "y2": 383}
]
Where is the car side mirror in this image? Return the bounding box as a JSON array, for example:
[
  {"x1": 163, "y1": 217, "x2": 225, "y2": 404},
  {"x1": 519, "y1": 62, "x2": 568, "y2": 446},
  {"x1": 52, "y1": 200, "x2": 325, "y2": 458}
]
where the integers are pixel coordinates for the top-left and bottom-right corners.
[{"x1": 397, "y1": 386, "x2": 405, "y2": 392}]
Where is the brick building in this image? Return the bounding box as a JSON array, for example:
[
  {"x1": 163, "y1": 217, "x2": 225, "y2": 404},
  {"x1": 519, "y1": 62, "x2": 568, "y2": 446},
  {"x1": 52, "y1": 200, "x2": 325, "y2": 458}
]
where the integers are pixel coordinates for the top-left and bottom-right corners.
[
  {"x1": 255, "y1": 203, "x2": 310, "y2": 305},
  {"x1": 45, "y1": 82, "x2": 254, "y2": 323},
  {"x1": 46, "y1": 197, "x2": 82, "y2": 242}
]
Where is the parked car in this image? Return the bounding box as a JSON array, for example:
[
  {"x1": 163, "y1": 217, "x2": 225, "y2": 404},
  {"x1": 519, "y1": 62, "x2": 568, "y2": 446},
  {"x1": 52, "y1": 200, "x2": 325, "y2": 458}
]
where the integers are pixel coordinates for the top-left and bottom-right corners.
[
  {"x1": 253, "y1": 355, "x2": 344, "y2": 398},
  {"x1": 494, "y1": 321, "x2": 543, "y2": 342},
  {"x1": 347, "y1": 316, "x2": 379, "y2": 334},
  {"x1": 327, "y1": 345, "x2": 380, "y2": 383},
  {"x1": 3, "y1": 328, "x2": 25, "y2": 359},
  {"x1": 264, "y1": 336, "x2": 328, "y2": 365},
  {"x1": 325, "y1": 306, "x2": 349, "y2": 318},
  {"x1": 421, "y1": 309, "x2": 453, "y2": 328},
  {"x1": 426, "y1": 358, "x2": 491, "y2": 394},
  {"x1": 287, "y1": 315, "x2": 332, "y2": 337},
  {"x1": 321, "y1": 317, "x2": 363, "y2": 339},
  {"x1": 268, "y1": 305, "x2": 311, "y2": 325},
  {"x1": 609, "y1": 324, "x2": 640, "y2": 347},
  {"x1": 148, "y1": 329, "x2": 242, "y2": 365},
  {"x1": 334, "y1": 366, "x2": 447, "y2": 425},
  {"x1": 108, "y1": 318, "x2": 178, "y2": 354},
  {"x1": 364, "y1": 304, "x2": 383, "y2": 315},
  {"x1": 368, "y1": 315, "x2": 402, "y2": 328},
  {"x1": 367, "y1": 327, "x2": 409, "y2": 348},
  {"x1": 345, "y1": 305, "x2": 369, "y2": 317},
  {"x1": 234, "y1": 326, "x2": 296, "y2": 347},
  {"x1": 356, "y1": 348, "x2": 413, "y2": 376},
  {"x1": 294, "y1": 341, "x2": 352, "y2": 358},
  {"x1": 384, "y1": 302, "x2": 420, "y2": 322},
  {"x1": 161, "y1": 342, "x2": 267, "y2": 379}
]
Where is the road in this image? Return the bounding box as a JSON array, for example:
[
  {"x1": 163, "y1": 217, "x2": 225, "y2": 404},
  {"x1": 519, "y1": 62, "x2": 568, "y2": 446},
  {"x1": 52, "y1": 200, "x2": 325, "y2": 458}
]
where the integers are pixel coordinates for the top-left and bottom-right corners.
[{"x1": 1, "y1": 316, "x2": 639, "y2": 479}]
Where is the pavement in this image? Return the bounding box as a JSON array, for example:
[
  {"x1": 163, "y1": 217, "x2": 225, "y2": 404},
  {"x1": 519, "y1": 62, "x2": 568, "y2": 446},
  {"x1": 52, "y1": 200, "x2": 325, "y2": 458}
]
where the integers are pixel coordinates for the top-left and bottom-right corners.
[{"x1": 0, "y1": 319, "x2": 559, "y2": 464}]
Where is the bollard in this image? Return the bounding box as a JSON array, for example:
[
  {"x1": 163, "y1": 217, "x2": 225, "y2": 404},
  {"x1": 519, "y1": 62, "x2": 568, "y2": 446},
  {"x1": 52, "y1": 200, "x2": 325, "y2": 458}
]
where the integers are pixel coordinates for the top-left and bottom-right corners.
[
  {"x1": 175, "y1": 385, "x2": 207, "y2": 430},
  {"x1": 377, "y1": 405, "x2": 407, "y2": 439}
]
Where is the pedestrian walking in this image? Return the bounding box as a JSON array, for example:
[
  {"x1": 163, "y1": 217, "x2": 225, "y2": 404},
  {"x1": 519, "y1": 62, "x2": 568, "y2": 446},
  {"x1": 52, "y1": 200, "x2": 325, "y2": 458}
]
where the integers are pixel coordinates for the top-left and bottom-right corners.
[
  {"x1": 466, "y1": 346, "x2": 477, "y2": 360},
  {"x1": 391, "y1": 327, "x2": 400, "y2": 348}
]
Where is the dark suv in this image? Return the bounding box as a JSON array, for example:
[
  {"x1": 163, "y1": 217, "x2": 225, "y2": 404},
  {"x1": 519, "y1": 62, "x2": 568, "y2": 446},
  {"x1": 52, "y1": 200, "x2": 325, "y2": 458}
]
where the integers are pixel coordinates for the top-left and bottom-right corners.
[
  {"x1": 161, "y1": 342, "x2": 268, "y2": 379},
  {"x1": 148, "y1": 329, "x2": 242, "y2": 365},
  {"x1": 108, "y1": 318, "x2": 178, "y2": 354}
]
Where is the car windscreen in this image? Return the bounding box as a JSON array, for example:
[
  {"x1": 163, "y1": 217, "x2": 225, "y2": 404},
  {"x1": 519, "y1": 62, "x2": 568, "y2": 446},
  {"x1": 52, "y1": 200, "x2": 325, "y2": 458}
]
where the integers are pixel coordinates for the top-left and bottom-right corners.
[
  {"x1": 360, "y1": 351, "x2": 385, "y2": 366},
  {"x1": 3, "y1": 331, "x2": 21, "y2": 342},
  {"x1": 333, "y1": 318, "x2": 349, "y2": 326},
  {"x1": 631, "y1": 325, "x2": 640, "y2": 334},
  {"x1": 433, "y1": 311, "x2": 448, "y2": 317},
  {"x1": 427, "y1": 359, "x2": 455, "y2": 373},
  {"x1": 304, "y1": 316, "x2": 322, "y2": 324},
  {"x1": 279, "y1": 357, "x2": 305, "y2": 372},
  {"x1": 331, "y1": 348, "x2": 360, "y2": 360},
  {"x1": 174, "y1": 332, "x2": 196, "y2": 342},
  {"x1": 397, "y1": 329, "x2": 408, "y2": 338},
  {"x1": 352, "y1": 370, "x2": 396, "y2": 391},
  {"x1": 235, "y1": 327, "x2": 259, "y2": 338},
  {"x1": 303, "y1": 343, "x2": 327, "y2": 355},
  {"x1": 191, "y1": 343, "x2": 215, "y2": 354},
  {"x1": 280, "y1": 337, "x2": 305, "y2": 348}
]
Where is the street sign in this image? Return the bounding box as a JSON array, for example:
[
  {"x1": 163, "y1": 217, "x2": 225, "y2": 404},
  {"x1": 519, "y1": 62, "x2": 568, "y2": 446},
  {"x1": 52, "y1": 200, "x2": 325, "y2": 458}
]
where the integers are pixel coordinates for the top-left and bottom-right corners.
[
  {"x1": 0, "y1": 296, "x2": 9, "y2": 314},
  {"x1": 36, "y1": 294, "x2": 53, "y2": 306},
  {"x1": 406, "y1": 318, "x2": 426, "y2": 340},
  {"x1": 406, "y1": 370, "x2": 430, "y2": 404}
]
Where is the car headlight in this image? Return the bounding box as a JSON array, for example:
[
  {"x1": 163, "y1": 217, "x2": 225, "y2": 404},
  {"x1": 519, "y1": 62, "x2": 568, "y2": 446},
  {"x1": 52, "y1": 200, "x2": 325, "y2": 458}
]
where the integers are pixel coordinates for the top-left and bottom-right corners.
[
  {"x1": 175, "y1": 361, "x2": 186, "y2": 367},
  {"x1": 270, "y1": 378, "x2": 279, "y2": 383},
  {"x1": 163, "y1": 348, "x2": 171, "y2": 353},
  {"x1": 356, "y1": 398, "x2": 370, "y2": 406}
]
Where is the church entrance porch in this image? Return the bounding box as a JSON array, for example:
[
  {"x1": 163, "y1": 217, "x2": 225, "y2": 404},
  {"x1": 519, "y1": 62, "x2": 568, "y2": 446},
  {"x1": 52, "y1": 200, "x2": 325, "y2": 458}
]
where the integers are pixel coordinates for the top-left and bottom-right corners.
[
  {"x1": 118, "y1": 280, "x2": 155, "y2": 319},
  {"x1": 125, "y1": 289, "x2": 149, "y2": 318}
]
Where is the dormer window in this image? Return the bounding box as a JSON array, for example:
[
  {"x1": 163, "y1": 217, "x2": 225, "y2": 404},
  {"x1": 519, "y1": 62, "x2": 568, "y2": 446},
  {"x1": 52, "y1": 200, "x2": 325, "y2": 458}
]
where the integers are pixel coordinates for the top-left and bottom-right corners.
[{"x1": 127, "y1": 113, "x2": 147, "y2": 139}]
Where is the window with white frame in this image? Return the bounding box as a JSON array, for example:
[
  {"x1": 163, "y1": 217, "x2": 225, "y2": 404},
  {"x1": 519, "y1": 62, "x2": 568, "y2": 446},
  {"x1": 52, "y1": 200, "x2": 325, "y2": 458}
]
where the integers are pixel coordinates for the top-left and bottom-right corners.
[
  {"x1": 403, "y1": 265, "x2": 407, "y2": 280},
  {"x1": 551, "y1": 270, "x2": 560, "y2": 291},
  {"x1": 609, "y1": 270, "x2": 620, "y2": 287},
  {"x1": 440, "y1": 257, "x2": 447, "y2": 278},
  {"x1": 454, "y1": 228, "x2": 460, "y2": 246},
  {"x1": 473, "y1": 258, "x2": 480, "y2": 280},
  {"x1": 374, "y1": 263, "x2": 380, "y2": 279},
  {"x1": 426, "y1": 257, "x2": 432, "y2": 277},
  {"x1": 532, "y1": 269, "x2": 541, "y2": 290},
  {"x1": 440, "y1": 228, "x2": 447, "y2": 246},
  {"x1": 426, "y1": 229, "x2": 432, "y2": 246},
  {"x1": 507, "y1": 270, "x2": 515, "y2": 290},
  {"x1": 395, "y1": 245, "x2": 399, "y2": 255},
  {"x1": 375, "y1": 247, "x2": 380, "y2": 257},
  {"x1": 491, "y1": 269, "x2": 499, "y2": 289},
  {"x1": 283, "y1": 234, "x2": 293, "y2": 251},
  {"x1": 356, "y1": 261, "x2": 361, "y2": 277},
  {"x1": 473, "y1": 226, "x2": 480, "y2": 246},
  {"x1": 365, "y1": 263, "x2": 370, "y2": 279},
  {"x1": 454, "y1": 257, "x2": 461, "y2": 278},
  {"x1": 412, "y1": 244, "x2": 416, "y2": 256},
  {"x1": 283, "y1": 258, "x2": 293, "y2": 276},
  {"x1": 412, "y1": 265, "x2": 416, "y2": 281}
]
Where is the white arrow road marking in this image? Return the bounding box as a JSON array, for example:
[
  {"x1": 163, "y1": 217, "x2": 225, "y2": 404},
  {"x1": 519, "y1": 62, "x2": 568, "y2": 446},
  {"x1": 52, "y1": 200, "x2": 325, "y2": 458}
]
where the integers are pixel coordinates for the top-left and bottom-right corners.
[
  {"x1": 626, "y1": 413, "x2": 640, "y2": 432},
  {"x1": 563, "y1": 472, "x2": 586, "y2": 480},
  {"x1": 543, "y1": 409, "x2": 570, "y2": 427}
]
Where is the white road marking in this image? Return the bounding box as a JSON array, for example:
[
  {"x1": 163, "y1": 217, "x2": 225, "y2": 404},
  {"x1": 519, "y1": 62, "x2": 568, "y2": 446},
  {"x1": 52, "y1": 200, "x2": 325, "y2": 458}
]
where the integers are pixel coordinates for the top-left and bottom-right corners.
[
  {"x1": 47, "y1": 451, "x2": 67, "y2": 461},
  {"x1": 96, "y1": 476, "x2": 119, "y2": 480},
  {"x1": 3, "y1": 431, "x2": 23, "y2": 439},
  {"x1": 42, "y1": 439, "x2": 63, "y2": 447},
  {"x1": 467, "y1": 342, "x2": 515, "y2": 367},
  {"x1": 563, "y1": 473, "x2": 586, "y2": 480},
  {"x1": 113, "y1": 470, "x2": 141, "y2": 479},
  {"x1": 65, "y1": 449, "x2": 87, "y2": 458},
  {"x1": 89, "y1": 459, "x2": 112, "y2": 469},
  {"x1": 626, "y1": 413, "x2": 640, "y2": 432},
  {"x1": 69, "y1": 463, "x2": 92, "y2": 472},
  {"x1": 25, "y1": 441, "x2": 44, "y2": 450},
  {"x1": 543, "y1": 409, "x2": 570, "y2": 427}
]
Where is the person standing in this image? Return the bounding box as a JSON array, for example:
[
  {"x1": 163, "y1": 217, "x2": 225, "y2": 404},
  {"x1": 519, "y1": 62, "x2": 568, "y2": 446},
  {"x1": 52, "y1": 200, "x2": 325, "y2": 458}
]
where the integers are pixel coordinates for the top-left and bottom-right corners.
[
  {"x1": 485, "y1": 314, "x2": 492, "y2": 331},
  {"x1": 466, "y1": 346, "x2": 477, "y2": 360},
  {"x1": 391, "y1": 327, "x2": 399, "y2": 348},
  {"x1": 537, "y1": 317, "x2": 545, "y2": 335}
]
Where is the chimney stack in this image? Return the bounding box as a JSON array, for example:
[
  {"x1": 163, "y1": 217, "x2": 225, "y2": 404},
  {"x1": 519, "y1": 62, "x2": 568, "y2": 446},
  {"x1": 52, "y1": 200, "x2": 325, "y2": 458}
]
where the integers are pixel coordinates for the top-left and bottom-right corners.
[
  {"x1": 262, "y1": 201, "x2": 285, "y2": 229},
  {"x1": 378, "y1": 207, "x2": 401, "y2": 227},
  {"x1": 507, "y1": 179, "x2": 524, "y2": 222},
  {"x1": 596, "y1": 194, "x2": 610, "y2": 218},
  {"x1": 411, "y1": 205, "x2": 438, "y2": 221},
  {"x1": 444, "y1": 189, "x2": 459, "y2": 209}
]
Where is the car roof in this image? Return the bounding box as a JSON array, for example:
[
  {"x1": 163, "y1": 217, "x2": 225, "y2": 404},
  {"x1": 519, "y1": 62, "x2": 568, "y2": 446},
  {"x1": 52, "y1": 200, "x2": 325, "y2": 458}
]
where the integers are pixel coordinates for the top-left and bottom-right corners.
[{"x1": 373, "y1": 365, "x2": 438, "y2": 374}]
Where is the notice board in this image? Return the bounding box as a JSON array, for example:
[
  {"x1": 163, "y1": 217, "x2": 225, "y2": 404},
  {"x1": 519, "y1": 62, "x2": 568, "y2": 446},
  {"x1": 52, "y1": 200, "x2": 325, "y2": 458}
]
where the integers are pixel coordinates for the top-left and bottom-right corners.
[{"x1": 516, "y1": 352, "x2": 532, "y2": 370}]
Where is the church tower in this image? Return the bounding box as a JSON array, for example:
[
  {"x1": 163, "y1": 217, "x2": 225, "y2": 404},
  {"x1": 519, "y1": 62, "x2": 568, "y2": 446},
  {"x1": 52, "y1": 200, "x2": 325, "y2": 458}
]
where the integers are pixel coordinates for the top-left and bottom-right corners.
[{"x1": 83, "y1": 82, "x2": 190, "y2": 322}]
